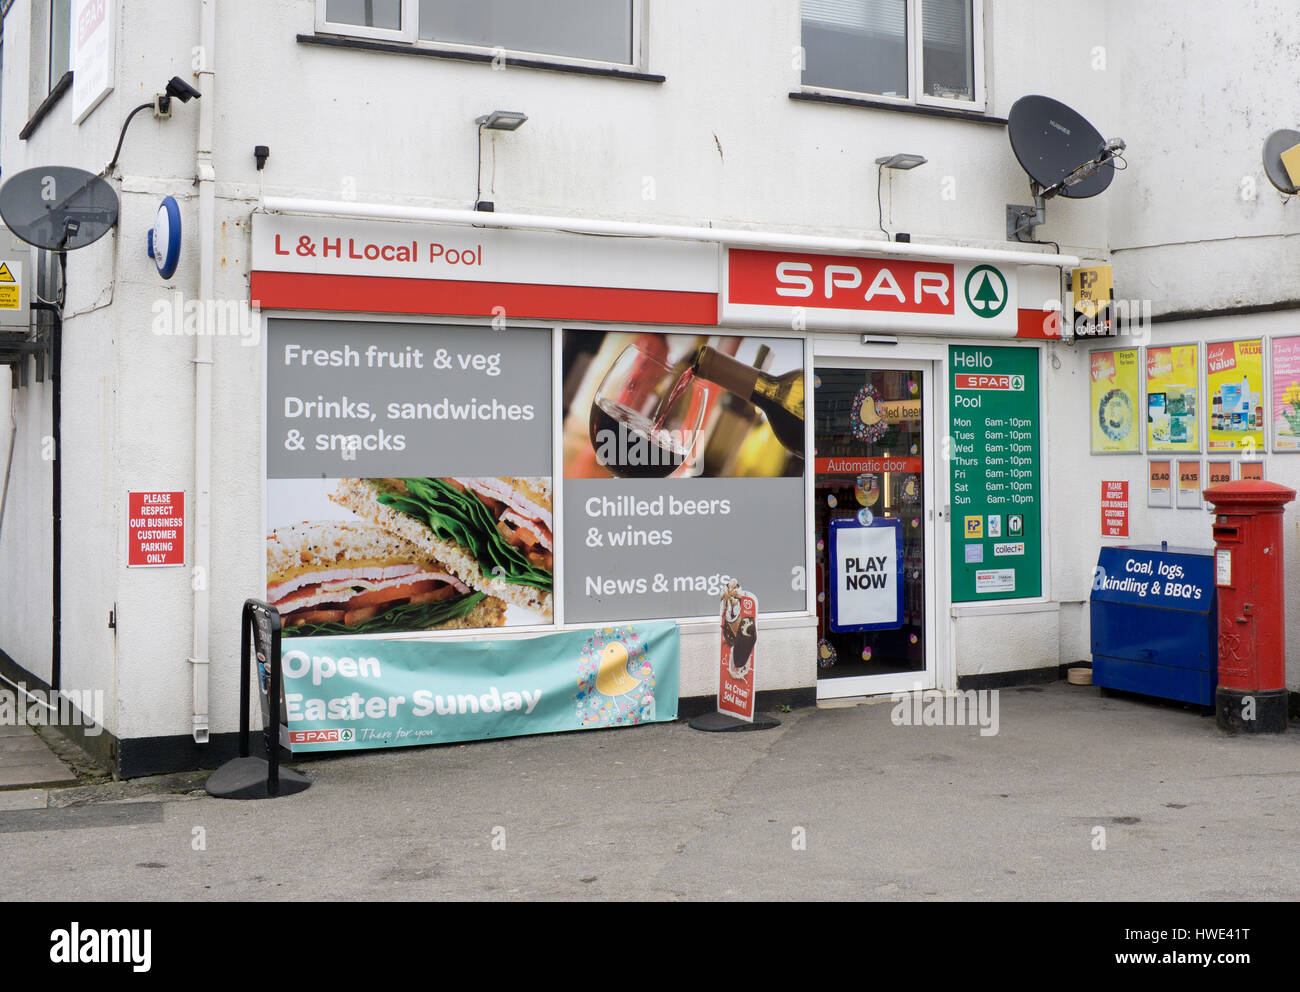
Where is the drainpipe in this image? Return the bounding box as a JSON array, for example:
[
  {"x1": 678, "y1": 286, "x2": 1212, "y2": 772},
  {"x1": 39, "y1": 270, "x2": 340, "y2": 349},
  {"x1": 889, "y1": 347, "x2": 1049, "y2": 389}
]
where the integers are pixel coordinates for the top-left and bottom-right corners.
[{"x1": 190, "y1": 0, "x2": 215, "y2": 743}]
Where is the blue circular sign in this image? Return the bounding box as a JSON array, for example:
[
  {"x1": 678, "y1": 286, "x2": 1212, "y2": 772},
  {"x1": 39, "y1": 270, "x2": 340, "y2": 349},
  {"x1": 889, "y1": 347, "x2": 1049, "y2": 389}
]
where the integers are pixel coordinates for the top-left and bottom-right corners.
[
  {"x1": 858, "y1": 508, "x2": 874, "y2": 526},
  {"x1": 148, "y1": 195, "x2": 182, "y2": 279}
]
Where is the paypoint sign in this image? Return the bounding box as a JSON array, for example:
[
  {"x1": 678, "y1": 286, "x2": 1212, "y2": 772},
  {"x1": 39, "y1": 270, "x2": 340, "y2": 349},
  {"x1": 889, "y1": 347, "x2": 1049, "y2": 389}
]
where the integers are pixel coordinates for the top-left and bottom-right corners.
[{"x1": 949, "y1": 347, "x2": 1042, "y2": 601}]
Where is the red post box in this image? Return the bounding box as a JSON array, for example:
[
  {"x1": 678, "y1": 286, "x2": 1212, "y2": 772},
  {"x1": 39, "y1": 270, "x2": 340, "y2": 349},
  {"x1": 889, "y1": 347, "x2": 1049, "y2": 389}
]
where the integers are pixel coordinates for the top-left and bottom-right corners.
[{"x1": 1203, "y1": 479, "x2": 1296, "y2": 733}]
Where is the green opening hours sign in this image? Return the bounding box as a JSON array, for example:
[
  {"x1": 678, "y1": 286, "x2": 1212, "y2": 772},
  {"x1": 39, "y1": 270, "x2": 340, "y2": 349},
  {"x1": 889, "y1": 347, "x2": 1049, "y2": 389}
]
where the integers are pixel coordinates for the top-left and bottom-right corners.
[{"x1": 949, "y1": 346, "x2": 1042, "y2": 602}]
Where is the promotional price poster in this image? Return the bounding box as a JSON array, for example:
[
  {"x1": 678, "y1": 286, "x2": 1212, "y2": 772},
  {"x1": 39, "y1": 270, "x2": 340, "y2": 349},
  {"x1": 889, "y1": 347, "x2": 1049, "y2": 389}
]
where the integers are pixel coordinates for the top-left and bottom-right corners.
[
  {"x1": 265, "y1": 318, "x2": 554, "y2": 636},
  {"x1": 1090, "y1": 349, "x2": 1140, "y2": 454},
  {"x1": 1148, "y1": 460, "x2": 1172, "y2": 507},
  {"x1": 1176, "y1": 460, "x2": 1203, "y2": 509},
  {"x1": 1205, "y1": 339, "x2": 1264, "y2": 452},
  {"x1": 1206, "y1": 460, "x2": 1233, "y2": 490},
  {"x1": 1145, "y1": 345, "x2": 1200, "y2": 452},
  {"x1": 718, "y1": 585, "x2": 757, "y2": 722},
  {"x1": 1270, "y1": 336, "x2": 1300, "y2": 451},
  {"x1": 561, "y1": 330, "x2": 806, "y2": 622},
  {"x1": 259, "y1": 621, "x2": 681, "y2": 753}
]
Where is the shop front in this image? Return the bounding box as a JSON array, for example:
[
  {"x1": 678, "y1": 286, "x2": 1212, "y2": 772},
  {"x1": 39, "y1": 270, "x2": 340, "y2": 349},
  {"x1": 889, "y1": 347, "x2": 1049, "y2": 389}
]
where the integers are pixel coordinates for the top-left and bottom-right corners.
[{"x1": 248, "y1": 201, "x2": 1071, "y2": 739}]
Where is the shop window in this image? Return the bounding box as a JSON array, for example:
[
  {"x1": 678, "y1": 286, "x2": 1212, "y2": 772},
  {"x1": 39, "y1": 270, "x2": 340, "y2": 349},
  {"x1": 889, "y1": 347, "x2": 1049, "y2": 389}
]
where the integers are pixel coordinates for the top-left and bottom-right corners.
[
  {"x1": 316, "y1": 0, "x2": 640, "y2": 69},
  {"x1": 801, "y1": 0, "x2": 984, "y2": 111}
]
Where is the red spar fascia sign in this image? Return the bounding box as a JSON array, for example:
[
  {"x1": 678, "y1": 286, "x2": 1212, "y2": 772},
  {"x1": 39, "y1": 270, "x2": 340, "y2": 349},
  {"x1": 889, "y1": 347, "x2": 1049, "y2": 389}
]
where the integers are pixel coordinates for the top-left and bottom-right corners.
[{"x1": 728, "y1": 248, "x2": 955, "y2": 315}]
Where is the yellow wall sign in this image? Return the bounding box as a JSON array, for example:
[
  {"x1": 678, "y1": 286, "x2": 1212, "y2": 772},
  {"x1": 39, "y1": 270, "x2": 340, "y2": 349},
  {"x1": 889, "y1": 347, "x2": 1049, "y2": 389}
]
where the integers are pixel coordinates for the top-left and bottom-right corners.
[
  {"x1": 1145, "y1": 344, "x2": 1200, "y2": 452},
  {"x1": 1072, "y1": 265, "x2": 1113, "y2": 317},
  {"x1": 1090, "y1": 348, "x2": 1140, "y2": 453},
  {"x1": 0, "y1": 260, "x2": 20, "y2": 310},
  {"x1": 1206, "y1": 339, "x2": 1264, "y2": 452}
]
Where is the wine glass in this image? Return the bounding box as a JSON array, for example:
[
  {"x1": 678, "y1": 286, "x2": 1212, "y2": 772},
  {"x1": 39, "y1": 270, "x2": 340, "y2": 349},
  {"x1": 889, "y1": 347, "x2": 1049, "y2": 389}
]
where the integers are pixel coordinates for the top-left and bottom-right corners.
[{"x1": 588, "y1": 344, "x2": 710, "y2": 479}]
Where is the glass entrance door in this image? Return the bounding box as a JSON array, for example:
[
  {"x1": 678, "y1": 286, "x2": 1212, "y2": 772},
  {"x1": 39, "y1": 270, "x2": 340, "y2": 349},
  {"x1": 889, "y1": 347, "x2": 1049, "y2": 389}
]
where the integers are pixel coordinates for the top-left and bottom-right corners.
[{"x1": 813, "y1": 362, "x2": 936, "y2": 698}]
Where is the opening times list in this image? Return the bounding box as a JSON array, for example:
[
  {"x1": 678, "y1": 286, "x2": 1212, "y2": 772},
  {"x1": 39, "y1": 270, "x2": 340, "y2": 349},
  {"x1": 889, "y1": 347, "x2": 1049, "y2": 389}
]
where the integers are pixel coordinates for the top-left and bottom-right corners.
[{"x1": 949, "y1": 347, "x2": 1043, "y2": 602}]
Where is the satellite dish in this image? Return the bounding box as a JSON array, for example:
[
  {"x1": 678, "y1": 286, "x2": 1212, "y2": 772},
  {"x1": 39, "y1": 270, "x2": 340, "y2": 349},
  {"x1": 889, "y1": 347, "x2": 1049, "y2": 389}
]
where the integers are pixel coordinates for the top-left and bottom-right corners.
[
  {"x1": 0, "y1": 166, "x2": 119, "y2": 252},
  {"x1": 1008, "y1": 95, "x2": 1117, "y2": 199},
  {"x1": 1262, "y1": 129, "x2": 1300, "y2": 194}
]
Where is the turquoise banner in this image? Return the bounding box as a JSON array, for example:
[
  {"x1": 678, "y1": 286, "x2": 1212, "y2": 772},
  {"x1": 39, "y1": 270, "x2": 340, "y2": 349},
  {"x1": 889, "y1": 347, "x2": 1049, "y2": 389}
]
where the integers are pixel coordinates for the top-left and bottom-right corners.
[{"x1": 273, "y1": 621, "x2": 680, "y2": 753}]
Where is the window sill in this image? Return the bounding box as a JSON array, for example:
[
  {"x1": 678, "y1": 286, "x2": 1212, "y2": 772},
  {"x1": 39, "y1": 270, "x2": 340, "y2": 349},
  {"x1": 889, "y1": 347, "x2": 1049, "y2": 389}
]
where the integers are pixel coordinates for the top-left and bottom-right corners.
[
  {"x1": 789, "y1": 90, "x2": 1006, "y2": 127},
  {"x1": 297, "y1": 34, "x2": 665, "y2": 82},
  {"x1": 19, "y1": 71, "x2": 73, "y2": 140}
]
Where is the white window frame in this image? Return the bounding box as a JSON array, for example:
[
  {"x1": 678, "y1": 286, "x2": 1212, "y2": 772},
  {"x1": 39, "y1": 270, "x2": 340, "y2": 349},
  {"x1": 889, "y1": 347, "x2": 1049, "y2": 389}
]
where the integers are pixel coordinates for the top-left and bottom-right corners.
[
  {"x1": 800, "y1": 0, "x2": 985, "y2": 113},
  {"x1": 316, "y1": 0, "x2": 417, "y2": 43},
  {"x1": 315, "y1": 0, "x2": 646, "y2": 72}
]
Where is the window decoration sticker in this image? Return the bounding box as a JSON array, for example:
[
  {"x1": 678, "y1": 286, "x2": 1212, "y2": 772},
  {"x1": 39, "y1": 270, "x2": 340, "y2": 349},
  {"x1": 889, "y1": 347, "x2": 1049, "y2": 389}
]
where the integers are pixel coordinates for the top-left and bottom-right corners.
[
  {"x1": 855, "y1": 472, "x2": 881, "y2": 507},
  {"x1": 851, "y1": 383, "x2": 889, "y2": 443},
  {"x1": 899, "y1": 474, "x2": 922, "y2": 504},
  {"x1": 817, "y1": 638, "x2": 838, "y2": 669}
]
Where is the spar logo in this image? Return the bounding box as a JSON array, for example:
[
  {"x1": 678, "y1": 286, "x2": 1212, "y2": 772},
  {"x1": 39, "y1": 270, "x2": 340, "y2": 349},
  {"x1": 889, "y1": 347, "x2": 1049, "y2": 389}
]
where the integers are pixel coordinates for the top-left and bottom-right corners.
[
  {"x1": 289, "y1": 728, "x2": 355, "y2": 744},
  {"x1": 965, "y1": 265, "x2": 1008, "y2": 318},
  {"x1": 955, "y1": 373, "x2": 1025, "y2": 391}
]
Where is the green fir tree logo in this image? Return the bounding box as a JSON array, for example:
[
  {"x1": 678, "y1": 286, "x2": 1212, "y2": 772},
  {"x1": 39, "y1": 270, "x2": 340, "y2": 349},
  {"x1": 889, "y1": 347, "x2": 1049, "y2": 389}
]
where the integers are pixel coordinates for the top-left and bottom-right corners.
[{"x1": 964, "y1": 265, "x2": 1008, "y2": 318}]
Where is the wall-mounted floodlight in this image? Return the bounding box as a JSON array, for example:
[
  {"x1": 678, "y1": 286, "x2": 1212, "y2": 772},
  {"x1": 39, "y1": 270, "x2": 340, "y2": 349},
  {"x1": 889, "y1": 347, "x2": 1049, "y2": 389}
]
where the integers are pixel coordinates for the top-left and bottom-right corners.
[
  {"x1": 476, "y1": 110, "x2": 528, "y2": 131},
  {"x1": 875, "y1": 153, "x2": 928, "y2": 240},
  {"x1": 875, "y1": 153, "x2": 928, "y2": 170},
  {"x1": 475, "y1": 111, "x2": 529, "y2": 211}
]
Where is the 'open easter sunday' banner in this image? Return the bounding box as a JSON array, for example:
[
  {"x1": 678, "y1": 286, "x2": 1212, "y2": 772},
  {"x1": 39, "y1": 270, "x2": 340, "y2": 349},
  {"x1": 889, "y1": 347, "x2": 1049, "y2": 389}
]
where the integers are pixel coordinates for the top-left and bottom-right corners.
[{"x1": 265, "y1": 621, "x2": 680, "y2": 753}]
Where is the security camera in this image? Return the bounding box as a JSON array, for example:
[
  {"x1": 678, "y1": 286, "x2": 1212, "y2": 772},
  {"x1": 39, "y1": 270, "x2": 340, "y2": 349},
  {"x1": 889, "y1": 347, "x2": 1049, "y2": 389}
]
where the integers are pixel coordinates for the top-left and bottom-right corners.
[{"x1": 165, "y1": 76, "x2": 202, "y2": 102}]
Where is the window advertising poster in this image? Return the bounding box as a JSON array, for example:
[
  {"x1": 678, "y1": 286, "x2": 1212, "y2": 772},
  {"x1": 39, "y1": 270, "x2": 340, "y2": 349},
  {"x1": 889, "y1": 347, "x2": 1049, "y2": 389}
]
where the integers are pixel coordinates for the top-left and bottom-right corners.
[
  {"x1": 1090, "y1": 348, "x2": 1140, "y2": 454},
  {"x1": 828, "y1": 516, "x2": 903, "y2": 631},
  {"x1": 1270, "y1": 336, "x2": 1300, "y2": 452},
  {"x1": 1206, "y1": 339, "x2": 1264, "y2": 452},
  {"x1": 265, "y1": 319, "x2": 554, "y2": 636},
  {"x1": 1145, "y1": 345, "x2": 1200, "y2": 452},
  {"x1": 561, "y1": 330, "x2": 805, "y2": 622}
]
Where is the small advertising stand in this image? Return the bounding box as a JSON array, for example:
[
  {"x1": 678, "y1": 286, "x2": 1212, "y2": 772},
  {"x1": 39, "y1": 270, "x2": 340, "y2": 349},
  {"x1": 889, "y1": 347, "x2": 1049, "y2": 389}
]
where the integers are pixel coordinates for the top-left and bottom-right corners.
[
  {"x1": 205, "y1": 600, "x2": 311, "y2": 799},
  {"x1": 690, "y1": 583, "x2": 779, "y2": 732}
]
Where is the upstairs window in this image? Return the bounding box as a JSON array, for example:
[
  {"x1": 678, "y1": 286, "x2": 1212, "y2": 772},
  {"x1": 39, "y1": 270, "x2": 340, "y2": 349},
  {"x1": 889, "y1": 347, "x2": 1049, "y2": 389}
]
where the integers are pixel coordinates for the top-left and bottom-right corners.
[
  {"x1": 49, "y1": 0, "x2": 71, "y2": 91},
  {"x1": 318, "y1": 0, "x2": 641, "y2": 69},
  {"x1": 801, "y1": 0, "x2": 984, "y2": 111}
]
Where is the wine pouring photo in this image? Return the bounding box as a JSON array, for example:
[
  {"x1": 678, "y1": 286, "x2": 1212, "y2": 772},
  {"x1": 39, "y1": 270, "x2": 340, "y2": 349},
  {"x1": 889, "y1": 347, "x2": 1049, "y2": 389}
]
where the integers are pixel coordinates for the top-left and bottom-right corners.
[
  {"x1": 588, "y1": 343, "x2": 711, "y2": 479},
  {"x1": 563, "y1": 332, "x2": 807, "y2": 479}
]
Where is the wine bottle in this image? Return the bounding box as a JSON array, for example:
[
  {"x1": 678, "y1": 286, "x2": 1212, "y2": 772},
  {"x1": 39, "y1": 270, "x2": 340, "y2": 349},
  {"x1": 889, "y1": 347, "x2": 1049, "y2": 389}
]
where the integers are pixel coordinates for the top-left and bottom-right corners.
[{"x1": 691, "y1": 345, "x2": 805, "y2": 456}]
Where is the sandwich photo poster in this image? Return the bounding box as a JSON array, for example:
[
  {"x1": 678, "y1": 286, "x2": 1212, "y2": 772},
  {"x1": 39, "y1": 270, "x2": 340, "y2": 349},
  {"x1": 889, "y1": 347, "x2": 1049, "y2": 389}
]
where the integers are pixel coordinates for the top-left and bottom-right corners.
[
  {"x1": 560, "y1": 329, "x2": 806, "y2": 622},
  {"x1": 265, "y1": 318, "x2": 554, "y2": 638},
  {"x1": 1145, "y1": 344, "x2": 1200, "y2": 453}
]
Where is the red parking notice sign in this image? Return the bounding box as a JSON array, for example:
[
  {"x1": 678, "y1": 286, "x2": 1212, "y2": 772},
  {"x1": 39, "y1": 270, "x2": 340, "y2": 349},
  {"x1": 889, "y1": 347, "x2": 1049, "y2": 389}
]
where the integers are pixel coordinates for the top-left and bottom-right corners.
[
  {"x1": 127, "y1": 491, "x2": 186, "y2": 567},
  {"x1": 1101, "y1": 481, "x2": 1129, "y2": 538}
]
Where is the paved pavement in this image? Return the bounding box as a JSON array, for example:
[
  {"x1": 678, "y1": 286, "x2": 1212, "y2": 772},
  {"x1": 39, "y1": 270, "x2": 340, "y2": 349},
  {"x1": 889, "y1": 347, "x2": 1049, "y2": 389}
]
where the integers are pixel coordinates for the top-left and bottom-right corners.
[
  {"x1": 1, "y1": 682, "x2": 1297, "y2": 901},
  {"x1": 0, "y1": 724, "x2": 78, "y2": 790}
]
